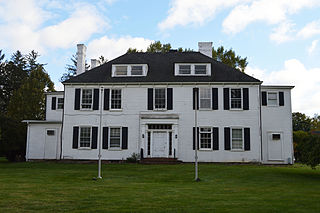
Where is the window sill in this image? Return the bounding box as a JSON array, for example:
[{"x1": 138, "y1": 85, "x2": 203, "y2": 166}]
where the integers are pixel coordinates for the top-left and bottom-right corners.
[
  {"x1": 230, "y1": 149, "x2": 244, "y2": 152},
  {"x1": 153, "y1": 109, "x2": 167, "y2": 111},
  {"x1": 108, "y1": 148, "x2": 122, "y2": 151},
  {"x1": 229, "y1": 108, "x2": 244, "y2": 111},
  {"x1": 199, "y1": 149, "x2": 213, "y2": 151},
  {"x1": 109, "y1": 109, "x2": 123, "y2": 112},
  {"x1": 78, "y1": 148, "x2": 92, "y2": 150},
  {"x1": 80, "y1": 108, "x2": 93, "y2": 111}
]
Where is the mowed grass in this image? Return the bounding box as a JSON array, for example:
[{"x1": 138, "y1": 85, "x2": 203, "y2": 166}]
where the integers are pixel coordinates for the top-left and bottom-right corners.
[{"x1": 0, "y1": 160, "x2": 320, "y2": 213}]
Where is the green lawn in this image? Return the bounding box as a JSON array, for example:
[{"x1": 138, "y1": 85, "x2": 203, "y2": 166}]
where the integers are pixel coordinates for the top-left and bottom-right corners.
[{"x1": 0, "y1": 161, "x2": 320, "y2": 213}]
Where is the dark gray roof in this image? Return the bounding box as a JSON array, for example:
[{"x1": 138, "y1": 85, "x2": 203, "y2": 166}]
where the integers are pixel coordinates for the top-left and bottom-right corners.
[{"x1": 63, "y1": 52, "x2": 260, "y2": 84}]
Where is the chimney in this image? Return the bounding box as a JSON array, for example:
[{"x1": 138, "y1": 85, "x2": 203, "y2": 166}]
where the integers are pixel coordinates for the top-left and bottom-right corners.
[
  {"x1": 76, "y1": 44, "x2": 87, "y2": 75},
  {"x1": 198, "y1": 42, "x2": 213, "y2": 58},
  {"x1": 90, "y1": 59, "x2": 100, "y2": 69}
]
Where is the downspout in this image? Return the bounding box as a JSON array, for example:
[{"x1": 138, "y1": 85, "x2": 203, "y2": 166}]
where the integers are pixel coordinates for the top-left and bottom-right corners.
[
  {"x1": 259, "y1": 84, "x2": 263, "y2": 163},
  {"x1": 26, "y1": 122, "x2": 30, "y2": 161},
  {"x1": 59, "y1": 85, "x2": 65, "y2": 160}
]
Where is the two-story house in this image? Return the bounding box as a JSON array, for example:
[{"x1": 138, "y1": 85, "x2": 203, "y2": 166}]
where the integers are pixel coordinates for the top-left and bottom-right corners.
[{"x1": 24, "y1": 42, "x2": 294, "y2": 164}]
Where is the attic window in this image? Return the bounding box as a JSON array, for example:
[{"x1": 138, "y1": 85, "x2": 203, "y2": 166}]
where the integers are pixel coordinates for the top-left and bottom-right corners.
[
  {"x1": 112, "y1": 64, "x2": 148, "y2": 77},
  {"x1": 175, "y1": 63, "x2": 211, "y2": 76}
]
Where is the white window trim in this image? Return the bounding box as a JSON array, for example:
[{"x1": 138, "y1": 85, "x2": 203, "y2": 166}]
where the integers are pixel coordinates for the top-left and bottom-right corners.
[
  {"x1": 108, "y1": 127, "x2": 122, "y2": 150},
  {"x1": 153, "y1": 88, "x2": 167, "y2": 111},
  {"x1": 230, "y1": 127, "x2": 244, "y2": 151},
  {"x1": 199, "y1": 127, "x2": 213, "y2": 151},
  {"x1": 109, "y1": 88, "x2": 122, "y2": 111},
  {"x1": 267, "y1": 91, "x2": 279, "y2": 107},
  {"x1": 78, "y1": 126, "x2": 92, "y2": 150},
  {"x1": 199, "y1": 87, "x2": 212, "y2": 110},
  {"x1": 57, "y1": 97, "x2": 64, "y2": 110},
  {"x1": 229, "y1": 88, "x2": 243, "y2": 110},
  {"x1": 112, "y1": 64, "x2": 148, "y2": 77},
  {"x1": 174, "y1": 63, "x2": 211, "y2": 76},
  {"x1": 80, "y1": 88, "x2": 93, "y2": 110}
]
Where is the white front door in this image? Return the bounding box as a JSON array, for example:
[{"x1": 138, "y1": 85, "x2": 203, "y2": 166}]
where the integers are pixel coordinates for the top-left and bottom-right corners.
[
  {"x1": 152, "y1": 131, "x2": 167, "y2": 157},
  {"x1": 44, "y1": 128, "x2": 58, "y2": 159},
  {"x1": 267, "y1": 132, "x2": 283, "y2": 161}
]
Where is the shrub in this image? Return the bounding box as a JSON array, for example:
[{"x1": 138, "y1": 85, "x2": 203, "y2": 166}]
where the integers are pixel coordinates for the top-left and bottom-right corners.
[{"x1": 126, "y1": 153, "x2": 140, "y2": 163}]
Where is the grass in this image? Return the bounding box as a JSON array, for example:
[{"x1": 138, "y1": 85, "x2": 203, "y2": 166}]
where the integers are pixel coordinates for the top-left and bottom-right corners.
[{"x1": 0, "y1": 161, "x2": 320, "y2": 213}]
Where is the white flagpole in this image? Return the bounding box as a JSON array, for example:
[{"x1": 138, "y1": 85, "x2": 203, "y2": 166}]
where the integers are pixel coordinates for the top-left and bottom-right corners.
[
  {"x1": 195, "y1": 88, "x2": 200, "y2": 181},
  {"x1": 97, "y1": 86, "x2": 103, "y2": 179}
]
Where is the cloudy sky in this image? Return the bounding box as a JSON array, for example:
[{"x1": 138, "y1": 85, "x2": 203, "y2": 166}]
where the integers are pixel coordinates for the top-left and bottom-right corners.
[{"x1": 0, "y1": 0, "x2": 319, "y2": 116}]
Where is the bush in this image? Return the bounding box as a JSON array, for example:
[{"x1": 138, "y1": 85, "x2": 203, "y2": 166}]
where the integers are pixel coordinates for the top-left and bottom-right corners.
[
  {"x1": 293, "y1": 131, "x2": 310, "y2": 162},
  {"x1": 126, "y1": 153, "x2": 140, "y2": 163}
]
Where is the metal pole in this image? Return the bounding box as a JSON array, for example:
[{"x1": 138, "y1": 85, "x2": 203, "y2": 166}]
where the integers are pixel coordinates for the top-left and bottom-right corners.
[
  {"x1": 195, "y1": 88, "x2": 200, "y2": 181},
  {"x1": 97, "y1": 87, "x2": 103, "y2": 179}
]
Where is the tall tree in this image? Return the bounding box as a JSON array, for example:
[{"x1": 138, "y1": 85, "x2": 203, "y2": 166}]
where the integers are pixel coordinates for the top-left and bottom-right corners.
[
  {"x1": 212, "y1": 46, "x2": 248, "y2": 72},
  {"x1": 292, "y1": 112, "x2": 313, "y2": 132},
  {"x1": 60, "y1": 55, "x2": 91, "y2": 82}
]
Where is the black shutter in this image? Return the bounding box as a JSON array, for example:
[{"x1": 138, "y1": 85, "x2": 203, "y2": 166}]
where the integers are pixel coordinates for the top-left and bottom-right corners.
[
  {"x1": 91, "y1": 127, "x2": 98, "y2": 149},
  {"x1": 122, "y1": 127, "x2": 128, "y2": 149},
  {"x1": 102, "y1": 127, "x2": 108, "y2": 149},
  {"x1": 243, "y1": 88, "x2": 249, "y2": 110},
  {"x1": 74, "y1": 88, "x2": 81, "y2": 110},
  {"x1": 212, "y1": 88, "x2": 218, "y2": 110},
  {"x1": 104, "y1": 89, "x2": 110, "y2": 110},
  {"x1": 72, "y1": 126, "x2": 79, "y2": 149},
  {"x1": 244, "y1": 128, "x2": 250, "y2": 151},
  {"x1": 51, "y1": 97, "x2": 56, "y2": 110},
  {"x1": 148, "y1": 88, "x2": 153, "y2": 110},
  {"x1": 193, "y1": 88, "x2": 199, "y2": 110},
  {"x1": 213, "y1": 127, "x2": 219, "y2": 150},
  {"x1": 224, "y1": 127, "x2": 230, "y2": 150},
  {"x1": 193, "y1": 127, "x2": 200, "y2": 150},
  {"x1": 167, "y1": 88, "x2": 173, "y2": 110},
  {"x1": 279, "y1": 92, "x2": 284, "y2": 106},
  {"x1": 262, "y1": 91, "x2": 267, "y2": 106},
  {"x1": 223, "y1": 88, "x2": 230, "y2": 110},
  {"x1": 93, "y1": 89, "x2": 99, "y2": 110}
]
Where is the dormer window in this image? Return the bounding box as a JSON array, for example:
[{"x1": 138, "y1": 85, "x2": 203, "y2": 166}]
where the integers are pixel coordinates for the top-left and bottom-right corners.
[
  {"x1": 112, "y1": 64, "x2": 148, "y2": 77},
  {"x1": 175, "y1": 63, "x2": 211, "y2": 76}
]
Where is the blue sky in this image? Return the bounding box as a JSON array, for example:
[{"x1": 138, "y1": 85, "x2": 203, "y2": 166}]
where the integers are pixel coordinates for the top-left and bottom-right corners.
[{"x1": 0, "y1": 0, "x2": 319, "y2": 115}]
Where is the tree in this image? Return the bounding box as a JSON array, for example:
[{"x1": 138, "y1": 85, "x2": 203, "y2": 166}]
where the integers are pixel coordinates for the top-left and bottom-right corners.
[
  {"x1": 147, "y1": 41, "x2": 171, "y2": 52},
  {"x1": 292, "y1": 112, "x2": 312, "y2": 132},
  {"x1": 295, "y1": 132, "x2": 320, "y2": 169},
  {"x1": 212, "y1": 46, "x2": 248, "y2": 72}
]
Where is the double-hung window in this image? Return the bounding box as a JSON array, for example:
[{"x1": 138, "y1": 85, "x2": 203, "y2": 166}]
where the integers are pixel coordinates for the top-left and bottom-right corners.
[
  {"x1": 230, "y1": 89, "x2": 242, "y2": 109},
  {"x1": 115, "y1": 66, "x2": 128, "y2": 76},
  {"x1": 195, "y1": 65, "x2": 207, "y2": 75},
  {"x1": 131, "y1": 65, "x2": 143, "y2": 75},
  {"x1": 109, "y1": 127, "x2": 121, "y2": 148},
  {"x1": 79, "y1": 127, "x2": 91, "y2": 148},
  {"x1": 57, "y1": 98, "x2": 64, "y2": 109},
  {"x1": 231, "y1": 128, "x2": 243, "y2": 150},
  {"x1": 111, "y1": 89, "x2": 122, "y2": 109},
  {"x1": 81, "y1": 89, "x2": 93, "y2": 109},
  {"x1": 179, "y1": 65, "x2": 191, "y2": 74},
  {"x1": 267, "y1": 92, "x2": 278, "y2": 106},
  {"x1": 175, "y1": 64, "x2": 210, "y2": 76},
  {"x1": 199, "y1": 88, "x2": 211, "y2": 109},
  {"x1": 154, "y1": 88, "x2": 166, "y2": 109},
  {"x1": 200, "y1": 127, "x2": 212, "y2": 150}
]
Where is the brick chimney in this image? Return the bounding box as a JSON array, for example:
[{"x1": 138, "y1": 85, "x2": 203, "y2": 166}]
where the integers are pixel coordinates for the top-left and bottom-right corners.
[
  {"x1": 90, "y1": 59, "x2": 100, "y2": 69},
  {"x1": 76, "y1": 44, "x2": 87, "y2": 75},
  {"x1": 198, "y1": 42, "x2": 213, "y2": 58}
]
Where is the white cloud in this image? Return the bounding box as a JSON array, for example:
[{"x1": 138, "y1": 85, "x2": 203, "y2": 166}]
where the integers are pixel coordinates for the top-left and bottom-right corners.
[
  {"x1": 308, "y1": 40, "x2": 319, "y2": 54},
  {"x1": 0, "y1": 1, "x2": 108, "y2": 53},
  {"x1": 297, "y1": 19, "x2": 320, "y2": 39},
  {"x1": 158, "y1": 0, "x2": 247, "y2": 31},
  {"x1": 87, "y1": 36, "x2": 153, "y2": 61},
  {"x1": 223, "y1": 0, "x2": 320, "y2": 34},
  {"x1": 246, "y1": 59, "x2": 320, "y2": 115},
  {"x1": 269, "y1": 21, "x2": 295, "y2": 44}
]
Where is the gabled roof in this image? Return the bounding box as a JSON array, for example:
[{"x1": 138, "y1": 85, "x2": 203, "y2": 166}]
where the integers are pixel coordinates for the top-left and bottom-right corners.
[{"x1": 63, "y1": 52, "x2": 261, "y2": 84}]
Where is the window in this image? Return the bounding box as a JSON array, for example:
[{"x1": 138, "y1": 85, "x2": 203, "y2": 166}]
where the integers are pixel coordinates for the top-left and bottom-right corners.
[
  {"x1": 148, "y1": 124, "x2": 172, "y2": 130},
  {"x1": 268, "y1": 92, "x2": 278, "y2": 106},
  {"x1": 111, "y1": 89, "x2": 121, "y2": 109},
  {"x1": 231, "y1": 128, "x2": 243, "y2": 150},
  {"x1": 195, "y1": 65, "x2": 207, "y2": 75},
  {"x1": 179, "y1": 65, "x2": 191, "y2": 74},
  {"x1": 200, "y1": 127, "x2": 212, "y2": 150},
  {"x1": 115, "y1": 66, "x2": 127, "y2": 76},
  {"x1": 154, "y1": 88, "x2": 166, "y2": 109},
  {"x1": 272, "y1": 133, "x2": 281, "y2": 140},
  {"x1": 175, "y1": 63, "x2": 210, "y2": 76},
  {"x1": 57, "y1": 98, "x2": 64, "y2": 109},
  {"x1": 109, "y1": 127, "x2": 121, "y2": 148},
  {"x1": 47, "y1": 130, "x2": 55, "y2": 136},
  {"x1": 199, "y1": 88, "x2": 211, "y2": 109},
  {"x1": 79, "y1": 127, "x2": 91, "y2": 148},
  {"x1": 131, "y1": 65, "x2": 143, "y2": 75},
  {"x1": 112, "y1": 64, "x2": 148, "y2": 77},
  {"x1": 230, "y1": 89, "x2": 242, "y2": 109},
  {"x1": 81, "y1": 89, "x2": 93, "y2": 109}
]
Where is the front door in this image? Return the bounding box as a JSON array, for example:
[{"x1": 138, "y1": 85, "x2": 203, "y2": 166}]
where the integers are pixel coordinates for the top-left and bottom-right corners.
[
  {"x1": 152, "y1": 131, "x2": 167, "y2": 157},
  {"x1": 267, "y1": 132, "x2": 283, "y2": 161}
]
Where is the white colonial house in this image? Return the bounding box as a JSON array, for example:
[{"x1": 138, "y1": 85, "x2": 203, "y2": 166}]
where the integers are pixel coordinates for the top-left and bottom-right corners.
[{"x1": 24, "y1": 42, "x2": 294, "y2": 164}]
